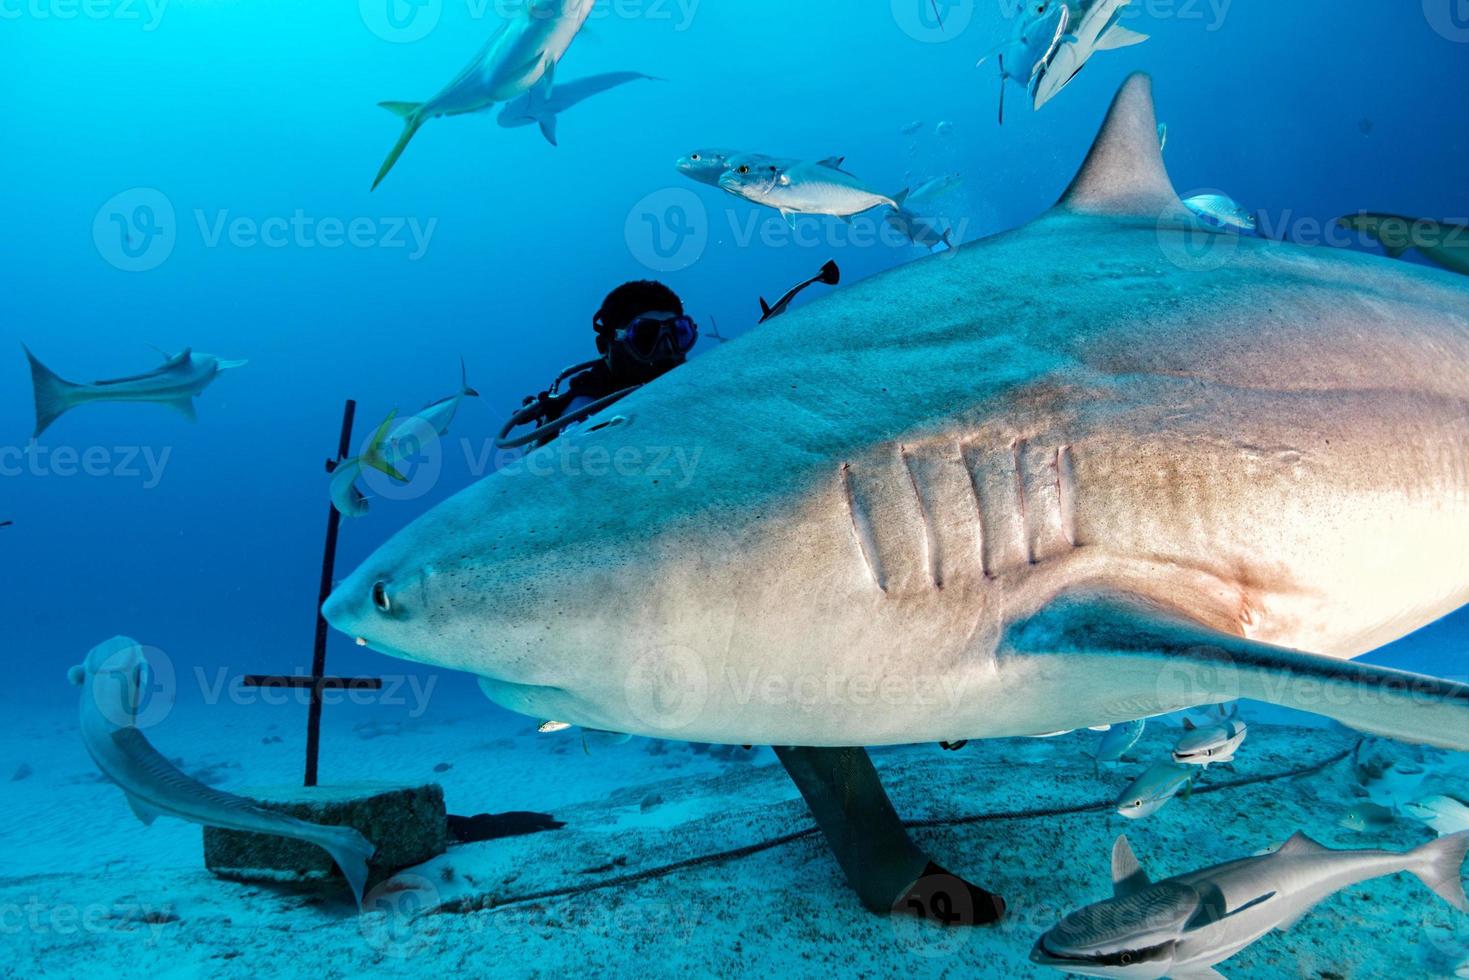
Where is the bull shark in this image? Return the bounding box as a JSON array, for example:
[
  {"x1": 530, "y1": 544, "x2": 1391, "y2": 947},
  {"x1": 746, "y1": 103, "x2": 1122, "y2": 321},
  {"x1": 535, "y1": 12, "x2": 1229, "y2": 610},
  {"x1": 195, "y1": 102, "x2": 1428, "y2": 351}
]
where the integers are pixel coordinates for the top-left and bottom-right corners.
[
  {"x1": 72, "y1": 637, "x2": 375, "y2": 906},
  {"x1": 324, "y1": 75, "x2": 1469, "y2": 902},
  {"x1": 24, "y1": 346, "x2": 246, "y2": 438},
  {"x1": 371, "y1": 0, "x2": 595, "y2": 190},
  {"x1": 1032, "y1": 832, "x2": 1469, "y2": 978},
  {"x1": 496, "y1": 71, "x2": 658, "y2": 147}
]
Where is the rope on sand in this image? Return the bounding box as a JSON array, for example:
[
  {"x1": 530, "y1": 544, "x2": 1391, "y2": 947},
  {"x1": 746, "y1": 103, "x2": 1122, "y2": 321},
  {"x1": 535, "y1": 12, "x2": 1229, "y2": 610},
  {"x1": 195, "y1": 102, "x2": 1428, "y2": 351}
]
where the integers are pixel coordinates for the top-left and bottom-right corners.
[{"x1": 429, "y1": 744, "x2": 1354, "y2": 917}]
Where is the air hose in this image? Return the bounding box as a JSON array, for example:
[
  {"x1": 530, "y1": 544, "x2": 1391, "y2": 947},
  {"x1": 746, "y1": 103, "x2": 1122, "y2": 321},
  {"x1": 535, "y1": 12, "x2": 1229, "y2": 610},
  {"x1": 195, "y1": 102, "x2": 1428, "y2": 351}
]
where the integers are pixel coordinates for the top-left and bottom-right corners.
[
  {"x1": 428, "y1": 744, "x2": 1353, "y2": 916},
  {"x1": 490, "y1": 364, "x2": 640, "y2": 452}
]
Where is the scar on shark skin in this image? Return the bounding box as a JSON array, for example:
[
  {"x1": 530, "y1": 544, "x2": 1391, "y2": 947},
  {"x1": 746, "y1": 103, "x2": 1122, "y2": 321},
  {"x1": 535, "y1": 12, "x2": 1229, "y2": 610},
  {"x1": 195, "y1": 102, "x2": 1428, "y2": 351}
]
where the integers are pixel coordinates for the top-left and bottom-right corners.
[
  {"x1": 1011, "y1": 438, "x2": 1033, "y2": 565},
  {"x1": 899, "y1": 446, "x2": 944, "y2": 591},
  {"x1": 1056, "y1": 445, "x2": 1078, "y2": 549},
  {"x1": 841, "y1": 463, "x2": 887, "y2": 593},
  {"x1": 958, "y1": 441, "x2": 992, "y2": 580}
]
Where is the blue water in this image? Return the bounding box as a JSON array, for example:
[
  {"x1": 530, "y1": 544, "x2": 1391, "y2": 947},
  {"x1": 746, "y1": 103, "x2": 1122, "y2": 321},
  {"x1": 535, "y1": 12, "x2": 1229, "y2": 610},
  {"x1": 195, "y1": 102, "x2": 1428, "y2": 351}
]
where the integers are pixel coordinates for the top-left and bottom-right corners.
[
  {"x1": 2, "y1": 5, "x2": 1469, "y2": 969},
  {"x1": 6, "y1": 1, "x2": 1467, "y2": 713}
]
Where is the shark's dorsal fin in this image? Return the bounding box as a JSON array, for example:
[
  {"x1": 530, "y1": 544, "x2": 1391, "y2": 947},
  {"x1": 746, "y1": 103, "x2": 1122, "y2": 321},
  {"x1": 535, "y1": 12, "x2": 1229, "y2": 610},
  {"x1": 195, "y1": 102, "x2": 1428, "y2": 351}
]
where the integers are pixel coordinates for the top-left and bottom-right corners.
[
  {"x1": 1057, "y1": 73, "x2": 1188, "y2": 220},
  {"x1": 1275, "y1": 831, "x2": 1327, "y2": 856},
  {"x1": 1111, "y1": 835, "x2": 1151, "y2": 898}
]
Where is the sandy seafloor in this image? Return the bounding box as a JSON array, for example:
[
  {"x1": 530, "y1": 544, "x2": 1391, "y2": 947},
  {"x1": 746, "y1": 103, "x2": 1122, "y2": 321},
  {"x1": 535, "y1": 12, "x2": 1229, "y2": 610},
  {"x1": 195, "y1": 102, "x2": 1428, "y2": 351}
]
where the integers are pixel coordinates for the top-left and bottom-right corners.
[{"x1": 3, "y1": 697, "x2": 1468, "y2": 980}]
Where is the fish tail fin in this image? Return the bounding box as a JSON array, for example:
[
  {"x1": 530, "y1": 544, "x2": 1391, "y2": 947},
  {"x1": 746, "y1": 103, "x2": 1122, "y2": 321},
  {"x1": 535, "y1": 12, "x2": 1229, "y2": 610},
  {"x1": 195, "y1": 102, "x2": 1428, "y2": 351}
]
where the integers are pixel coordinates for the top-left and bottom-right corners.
[
  {"x1": 363, "y1": 410, "x2": 408, "y2": 482},
  {"x1": 1097, "y1": 25, "x2": 1149, "y2": 51},
  {"x1": 891, "y1": 189, "x2": 911, "y2": 211},
  {"x1": 24, "y1": 345, "x2": 80, "y2": 438},
  {"x1": 819, "y1": 260, "x2": 841, "y2": 285},
  {"x1": 758, "y1": 298, "x2": 772, "y2": 319},
  {"x1": 373, "y1": 103, "x2": 427, "y2": 191},
  {"x1": 1410, "y1": 831, "x2": 1469, "y2": 912},
  {"x1": 461, "y1": 356, "x2": 480, "y2": 398},
  {"x1": 314, "y1": 824, "x2": 376, "y2": 908}
]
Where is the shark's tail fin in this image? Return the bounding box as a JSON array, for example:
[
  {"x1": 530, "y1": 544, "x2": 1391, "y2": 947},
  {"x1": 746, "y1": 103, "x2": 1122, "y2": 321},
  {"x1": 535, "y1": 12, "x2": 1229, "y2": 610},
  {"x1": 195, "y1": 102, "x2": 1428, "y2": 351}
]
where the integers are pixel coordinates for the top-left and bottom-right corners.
[
  {"x1": 24, "y1": 345, "x2": 80, "y2": 438},
  {"x1": 890, "y1": 188, "x2": 911, "y2": 212},
  {"x1": 461, "y1": 356, "x2": 480, "y2": 398},
  {"x1": 312, "y1": 824, "x2": 376, "y2": 909},
  {"x1": 758, "y1": 298, "x2": 773, "y2": 319},
  {"x1": 1410, "y1": 831, "x2": 1469, "y2": 912},
  {"x1": 373, "y1": 102, "x2": 427, "y2": 191}
]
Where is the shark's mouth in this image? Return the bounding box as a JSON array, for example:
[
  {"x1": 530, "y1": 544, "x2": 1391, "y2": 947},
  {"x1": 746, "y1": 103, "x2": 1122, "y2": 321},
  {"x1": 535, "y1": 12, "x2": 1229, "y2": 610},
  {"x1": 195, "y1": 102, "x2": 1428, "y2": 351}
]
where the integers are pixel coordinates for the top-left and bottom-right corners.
[{"x1": 1032, "y1": 936, "x2": 1175, "y2": 970}]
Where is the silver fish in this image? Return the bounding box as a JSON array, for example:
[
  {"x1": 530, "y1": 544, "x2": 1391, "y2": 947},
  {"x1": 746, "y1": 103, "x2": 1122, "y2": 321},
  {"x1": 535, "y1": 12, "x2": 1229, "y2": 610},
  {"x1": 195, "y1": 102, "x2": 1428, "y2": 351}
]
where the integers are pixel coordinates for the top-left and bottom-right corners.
[
  {"x1": 719, "y1": 158, "x2": 907, "y2": 225},
  {"x1": 1184, "y1": 193, "x2": 1258, "y2": 234},
  {"x1": 1116, "y1": 762, "x2": 1196, "y2": 820},
  {"x1": 1094, "y1": 718, "x2": 1146, "y2": 771}
]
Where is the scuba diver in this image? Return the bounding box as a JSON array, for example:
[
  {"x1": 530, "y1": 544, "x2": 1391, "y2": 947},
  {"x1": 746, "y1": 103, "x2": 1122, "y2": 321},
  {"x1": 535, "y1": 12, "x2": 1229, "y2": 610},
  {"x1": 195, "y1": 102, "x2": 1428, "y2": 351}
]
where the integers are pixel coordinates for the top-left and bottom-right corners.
[
  {"x1": 497, "y1": 280, "x2": 699, "y2": 450},
  {"x1": 497, "y1": 265, "x2": 1003, "y2": 926}
]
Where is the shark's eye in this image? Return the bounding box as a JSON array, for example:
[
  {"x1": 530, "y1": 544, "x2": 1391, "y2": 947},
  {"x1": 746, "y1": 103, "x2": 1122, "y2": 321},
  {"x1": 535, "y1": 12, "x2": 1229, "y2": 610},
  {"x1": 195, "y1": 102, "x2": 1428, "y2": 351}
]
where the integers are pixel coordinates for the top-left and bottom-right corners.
[
  {"x1": 372, "y1": 582, "x2": 393, "y2": 614},
  {"x1": 1120, "y1": 953, "x2": 1133, "y2": 965},
  {"x1": 690, "y1": 153, "x2": 700, "y2": 161},
  {"x1": 737, "y1": 165, "x2": 750, "y2": 174}
]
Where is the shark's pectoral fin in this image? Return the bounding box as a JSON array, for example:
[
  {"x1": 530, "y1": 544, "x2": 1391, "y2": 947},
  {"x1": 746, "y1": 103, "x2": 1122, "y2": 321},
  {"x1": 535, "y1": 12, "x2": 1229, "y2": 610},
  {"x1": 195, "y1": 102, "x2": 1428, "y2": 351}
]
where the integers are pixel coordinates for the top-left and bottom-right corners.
[
  {"x1": 124, "y1": 791, "x2": 163, "y2": 826},
  {"x1": 537, "y1": 113, "x2": 559, "y2": 147},
  {"x1": 167, "y1": 397, "x2": 198, "y2": 424},
  {"x1": 1004, "y1": 592, "x2": 1469, "y2": 752}
]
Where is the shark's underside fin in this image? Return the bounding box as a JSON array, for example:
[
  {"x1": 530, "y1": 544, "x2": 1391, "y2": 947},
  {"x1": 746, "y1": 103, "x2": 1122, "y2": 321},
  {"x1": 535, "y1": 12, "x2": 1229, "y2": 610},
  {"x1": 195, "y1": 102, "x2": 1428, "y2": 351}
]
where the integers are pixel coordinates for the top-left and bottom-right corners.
[
  {"x1": 1004, "y1": 592, "x2": 1469, "y2": 752},
  {"x1": 373, "y1": 102, "x2": 427, "y2": 191},
  {"x1": 1056, "y1": 73, "x2": 1190, "y2": 220}
]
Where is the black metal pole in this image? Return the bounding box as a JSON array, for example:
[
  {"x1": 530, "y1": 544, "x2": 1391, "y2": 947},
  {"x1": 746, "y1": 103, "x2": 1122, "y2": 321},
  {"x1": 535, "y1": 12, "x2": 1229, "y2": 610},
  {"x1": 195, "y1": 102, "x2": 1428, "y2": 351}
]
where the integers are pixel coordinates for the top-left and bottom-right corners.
[{"x1": 306, "y1": 399, "x2": 357, "y2": 788}]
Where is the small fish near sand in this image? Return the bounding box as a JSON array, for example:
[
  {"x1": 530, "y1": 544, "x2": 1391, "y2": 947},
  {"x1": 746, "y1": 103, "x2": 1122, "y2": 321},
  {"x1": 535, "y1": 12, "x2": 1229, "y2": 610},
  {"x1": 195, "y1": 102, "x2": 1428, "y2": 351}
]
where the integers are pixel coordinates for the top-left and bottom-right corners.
[
  {"x1": 1337, "y1": 213, "x2": 1469, "y2": 277},
  {"x1": 1094, "y1": 718, "x2": 1146, "y2": 773},
  {"x1": 719, "y1": 157, "x2": 908, "y2": 226},
  {"x1": 1340, "y1": 801, "x2": 1399, "y2": 833},
  {"x1": 496, "y1": 71, "x2": 659, "y2": 147},
  {"x1": 24, "y1": 346, "x2": 247, "y2": 439},
  {"x1": 372, "y1": 0, "x2": 596, "y2": 189},
  {"x1": 72, "y1": 637, "x2": 375, "y2": 906},
  {"x1": 1116, "y1": 761, "x2": 1197, "y2": 820},
  {"x1": 329, "y1": 411, "x2": 409, "y2": 519},
  {"x1": 1032, "y1": 832, "x2": 1469, "y2": 978}
]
